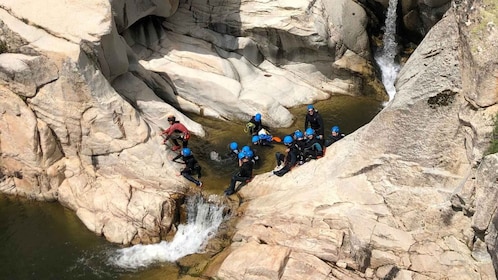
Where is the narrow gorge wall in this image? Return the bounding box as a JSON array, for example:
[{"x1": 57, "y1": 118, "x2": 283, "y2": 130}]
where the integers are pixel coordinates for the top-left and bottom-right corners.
[{"x1": 0, "y1": 0, "x2": 389, "y2": 246}]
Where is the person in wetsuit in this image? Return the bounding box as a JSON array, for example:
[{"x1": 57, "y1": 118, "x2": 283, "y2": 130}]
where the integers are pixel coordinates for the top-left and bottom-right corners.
[
  {"x1": 224, "y1": 151, "x2": 254, "y2": 195},
  {"x1": 172, "y1": 147, "x2": 202, "y2": 187},
  {"x1": 304, "y1": 105, "x2": 324, "y2": 143},
  {"x1": 273, "y1": 135, "x2": 298, "y2": 177}
]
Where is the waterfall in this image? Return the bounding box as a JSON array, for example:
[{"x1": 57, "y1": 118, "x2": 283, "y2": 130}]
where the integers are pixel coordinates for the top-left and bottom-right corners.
[
  {"x1": 109, "y1": 194, "x2": 226, "y2": 269},
  {"x1": 375, "y1": 0, "x2": 400, "y2": 103}
]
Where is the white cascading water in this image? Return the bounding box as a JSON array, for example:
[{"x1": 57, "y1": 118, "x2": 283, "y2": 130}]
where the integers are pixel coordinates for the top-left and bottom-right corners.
[
  {"x1": 374, "y1": 0, "x2": 400, "y2": 103},
  {"x1": 109, "y1": 194, "x2": 225, "y2": 269}
]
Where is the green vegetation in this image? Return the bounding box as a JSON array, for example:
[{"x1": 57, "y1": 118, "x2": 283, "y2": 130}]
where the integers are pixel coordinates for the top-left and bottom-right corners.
[{"x1": 487, "y1": 113, "x2": 498, "y2": 155}]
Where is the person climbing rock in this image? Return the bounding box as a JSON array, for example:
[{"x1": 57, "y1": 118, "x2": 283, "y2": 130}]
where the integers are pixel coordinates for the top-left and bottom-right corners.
[
  {"x1": 161, "y1": 115, "x2": 191, "y2": 151},
  {"x1": 172, "y1": 147, "x2": 202, "y2": 187}
]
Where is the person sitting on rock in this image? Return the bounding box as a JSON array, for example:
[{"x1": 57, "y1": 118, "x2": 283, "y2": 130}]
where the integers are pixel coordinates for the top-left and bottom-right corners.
[
  {"x1": 161, "y1": 115, "x2": 190, "y2": 151},
  {"x1": 303, "y1": 128, "x2": 324, "y2": 161},
  {"x1": 172, "y1": 148, "x2": 202, "y2": 187},
  {"x1": 293, "y1": 130, "x2": 306, "y2": 165},
  {"x1": 224, "y1": 151, "x2": 254, "y2": 196},
  {"x1": 273, "y1": 135, "x2": 298, "y2": 177},
  {"x1": 325, "y1": 125, "x2": 345, "y2": 147}
]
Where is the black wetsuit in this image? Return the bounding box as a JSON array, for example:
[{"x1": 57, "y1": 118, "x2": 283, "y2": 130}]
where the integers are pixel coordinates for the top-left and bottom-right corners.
[
  {"x1": 172, "y1": 154, "x2": 202, "y2": 186},
  {"x1": 304, "y1": 137, "x2": 324, "y2": 160},
  {"x1": 273, "y1": 145, "x2": 298, "y2": 177},
  {"x1": 304, "y1": 110, "x2": 324, "y2": 138},
  {"x1": 325, "y1": 133, "x2": 345, "y2": 147},
  {"x1": 225, "y1": 159, "x2": 254, "y2": 195},
  {"x1": 293, "y1": 139, "x2": 306, "y2": 164},
  {"x1": 247, "y1": 116, "x2": 270, "y2": 136}
]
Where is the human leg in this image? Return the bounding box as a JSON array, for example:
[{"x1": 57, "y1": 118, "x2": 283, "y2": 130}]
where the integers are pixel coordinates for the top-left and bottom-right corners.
[
  {"x1": 273, "y1": 165, "x2": 290, "y2": 177},
  {"x1": 225, "y1": 174, "x2": 250, "y2": 195},
  {"x1": 275, "y1": 152, "x2": 285, "y2": 166},
  {"x1": 224, "y1": 176, "x2": 238, "y2": 195},
  {"x1": 169, "y1": 134, "x2": 182, "y2": 150},
  {"x1": 181, "y1": 170, "x2": 201, "y2": 186}
]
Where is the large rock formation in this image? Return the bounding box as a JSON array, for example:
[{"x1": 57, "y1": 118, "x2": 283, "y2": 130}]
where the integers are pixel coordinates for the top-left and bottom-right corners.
[
  {"x1": 0, "y1": 0, "x2": 388, "y2": 245},
  {"x1": 214, "y1": 2, "x2": 498, "y2": 279},
  {"x1": 0, "y1": 0, "x2": 497, "y2": 278}
]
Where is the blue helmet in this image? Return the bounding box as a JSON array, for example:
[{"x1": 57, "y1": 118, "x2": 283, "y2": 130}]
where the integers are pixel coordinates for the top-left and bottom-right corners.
[
  {"x1": 229, "y1": 141, "x2": 238, "y2": 150},
  {"x1": 238, "y1": 151, "x2": 246, "y2": 160},
  {"x1": 307, "y1": 104, "x2": 314, "y2": 111},
  {"x1": 254, "y1": 113, "x2": 262, "y2": 122},
  {"x1": 305, "y1": 128, "x2": 315, "y2": 136},
  {"x1": 331, "y1": 126, "x2": 340, "y2": 133},
  {"x1": 251, "y1": 135, "x2": 260, "y2": 143},
  {"x1": 294, "y1": 130, "x2": 304, "y2": 139},
  {"x1": 245, "y1": 150, "x2": 254, "y2": 159},
  {"x1": 182, "y1": 147, "x2": 191, "y2": 156},
  {"x1": 283, "y1": 135, "x2": 293, "y2": 145},
  {"x1": 242, "y1": 145, "x2": 252, "y2": 153}
]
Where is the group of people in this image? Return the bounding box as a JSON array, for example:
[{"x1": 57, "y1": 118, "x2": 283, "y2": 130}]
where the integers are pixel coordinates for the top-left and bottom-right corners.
[
  {"x1": 160, "y1": 105, "x2": 345, "y2": 195},
  {"x1": 272, "y1": 104, "x2": 344, "y2": 177}
]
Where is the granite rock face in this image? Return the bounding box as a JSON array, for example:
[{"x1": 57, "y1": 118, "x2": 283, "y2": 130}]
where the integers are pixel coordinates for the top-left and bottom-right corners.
[
  {"x1": 0, "y1": 0, "x2": 497, "y2": 279},
  {"x1": 215, "y1": 4, "x2": 498, "y2": 280}
]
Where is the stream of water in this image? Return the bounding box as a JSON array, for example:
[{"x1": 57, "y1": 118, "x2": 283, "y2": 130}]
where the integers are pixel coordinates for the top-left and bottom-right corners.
[
  {"x1": 109, "y1": 194, "x2": 225, "y2": 269},
  {"x1": 0, "y1": 96, "x2": 383, "y2": 279},
  {"x1": 375, "y1": 0, "x2": 400, "y2": 102}
]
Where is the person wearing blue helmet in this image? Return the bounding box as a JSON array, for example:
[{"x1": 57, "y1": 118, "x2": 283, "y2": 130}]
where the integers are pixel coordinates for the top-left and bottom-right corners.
[
  {"x1": 226, "y1": 141, "x2": 240, "y2": 160},
  {"x1": 293, "y1": 130, "x2": 306, "y2": 164},
  {"x1": 240, "y1": 145, "x2": 260, "y2": 166},
  {"x1": 325, "y1": 125, "x2": 345, "y2": 147},
  {"x1": 303, "y1": 127, "x2": 324, "y2": 161},
  {"x1": 241, "y1": 145, "x2": 252, "y2": 154},
  {"x1": 224, "y1": 150, "x2": 254, "y2": 195},
  {"x1": 304, "y1": 104, "x2": 324, "y2": 143},
  {"x1": 172, "y1": 147, "x2": 203, "y2": 187},
  {"x1": 273, "y1": 135, "x2": 298, "y2": 177},
  {"x1": 245, "y1": 112, "x2": 269, "y2": 136},
  {"x1": 229, "y1": 141, "x2": 238, "y2": 151},
  {"x1": 252, "y1": 134, "x2": 274, "y2": 147},
  {"x1": 238, "y1": 151, "x2": 246, "y2": 159}
]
